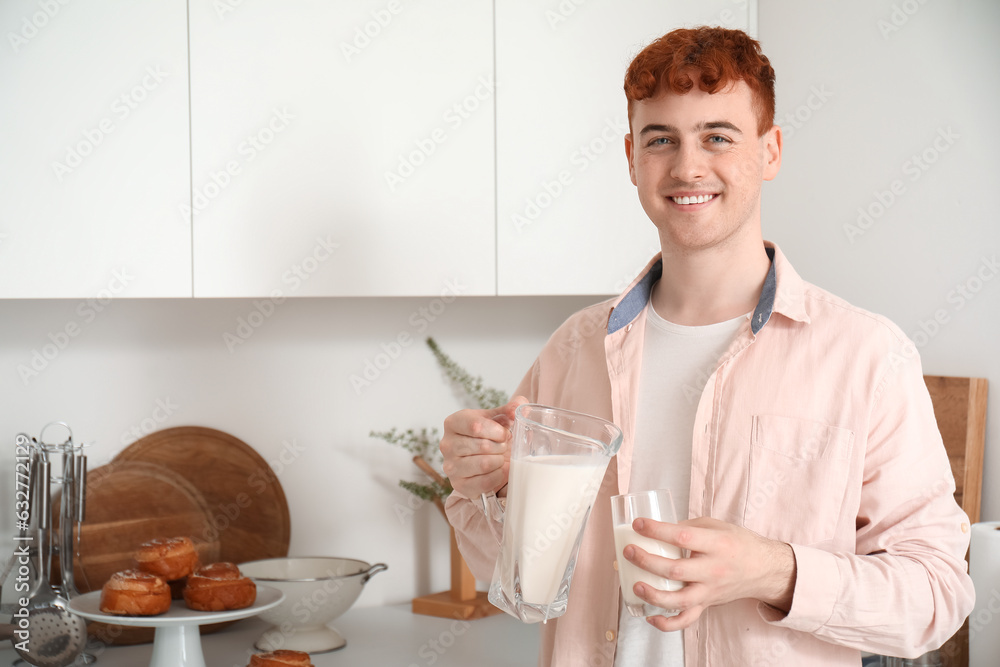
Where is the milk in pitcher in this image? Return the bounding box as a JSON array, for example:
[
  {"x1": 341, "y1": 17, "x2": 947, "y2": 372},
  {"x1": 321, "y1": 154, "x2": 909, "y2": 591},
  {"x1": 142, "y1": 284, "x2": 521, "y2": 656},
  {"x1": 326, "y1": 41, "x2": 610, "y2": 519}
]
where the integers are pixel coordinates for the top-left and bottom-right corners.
[{"x1": 500, "y1": 454, "x2": 606, "y2": 605}]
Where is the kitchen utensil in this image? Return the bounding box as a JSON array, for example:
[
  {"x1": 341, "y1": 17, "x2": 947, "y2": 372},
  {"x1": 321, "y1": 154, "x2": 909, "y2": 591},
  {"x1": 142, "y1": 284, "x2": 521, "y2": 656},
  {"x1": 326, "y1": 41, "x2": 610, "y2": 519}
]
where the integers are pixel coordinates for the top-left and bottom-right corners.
[
  {"x1": 488, "y1": 404, "x2": 623, "y2": 624},
  {"x1": 113, "y1": 426, "x2": 291, "y2": 564},
  {"x1": 58, "y1": 445, "x2": 76, "y2": 598},
  {"x1": 69, "y1": 585, "x2": 284, "y2": 667},
  {"x1": 239, "y1": 557, "x2": 387, "y2": 653},
  {"x1": 72, "y1": 453, "x2": 88, "y2": 594},
  {"x1": 15, "y1": 457, "x2": 88, "y2": 667}
]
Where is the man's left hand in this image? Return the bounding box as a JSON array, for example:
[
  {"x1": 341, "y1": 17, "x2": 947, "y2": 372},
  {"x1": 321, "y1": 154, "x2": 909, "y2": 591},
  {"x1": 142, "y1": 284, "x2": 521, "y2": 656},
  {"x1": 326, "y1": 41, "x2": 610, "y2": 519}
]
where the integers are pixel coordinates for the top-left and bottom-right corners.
[{"x1": 622, "y1": 516, "x2": 797, "y2": 632}]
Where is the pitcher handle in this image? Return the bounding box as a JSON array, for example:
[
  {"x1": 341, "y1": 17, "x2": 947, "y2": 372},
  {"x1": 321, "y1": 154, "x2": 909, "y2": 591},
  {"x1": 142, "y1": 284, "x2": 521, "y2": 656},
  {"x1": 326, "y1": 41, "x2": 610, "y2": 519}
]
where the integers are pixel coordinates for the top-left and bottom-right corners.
[{"x1": 481, "y1": 491, "x2": 506, "y2": 546}]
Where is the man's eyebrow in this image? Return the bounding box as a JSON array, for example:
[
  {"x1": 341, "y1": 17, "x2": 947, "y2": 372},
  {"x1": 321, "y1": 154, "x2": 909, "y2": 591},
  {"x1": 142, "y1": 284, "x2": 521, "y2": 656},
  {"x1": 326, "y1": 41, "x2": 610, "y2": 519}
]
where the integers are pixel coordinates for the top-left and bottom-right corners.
[
  {"x1": 702, "y1": 121, "x2": 743, "y2": 134},
  {"x1": 639, "y1": 124, "x2": 677, "y2": 136},
  {"x1": 638, "y1": 121, "x2": 743, "y2": 136}
]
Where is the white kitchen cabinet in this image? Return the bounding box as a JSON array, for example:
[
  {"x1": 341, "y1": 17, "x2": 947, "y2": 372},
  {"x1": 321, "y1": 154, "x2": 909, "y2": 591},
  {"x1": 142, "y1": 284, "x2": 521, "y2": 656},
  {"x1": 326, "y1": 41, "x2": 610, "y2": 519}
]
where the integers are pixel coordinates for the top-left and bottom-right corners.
[
  {"x1": 0, "y1": 1, "x2": 191, "y2": 298},
  {"x1": 189, "y1": 0, "x2": 496, "y2": 297},
  {"x1": 496, "y1": 0, "x2": 755, "y2": 295}
]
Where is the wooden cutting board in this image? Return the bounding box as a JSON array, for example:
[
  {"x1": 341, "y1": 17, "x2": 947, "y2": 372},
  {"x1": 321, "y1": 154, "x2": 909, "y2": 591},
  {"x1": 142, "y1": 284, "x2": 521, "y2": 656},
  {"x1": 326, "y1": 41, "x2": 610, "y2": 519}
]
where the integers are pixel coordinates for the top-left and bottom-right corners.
[
  {"x1": 923, "y1": 375, "x2": 988, "y2": 667},
  {"x1": 57, "y1": 459, "x2": 223, "y2": 645},
  {"x1": 67, "y1": 460, "x2": 221, "y2": 590},
  {"x1": 58, "y1": 426, "x2": 292, "y2": 645},
  {"x1": 112, "y1": 426, "x2": 291, "y2": 565}
]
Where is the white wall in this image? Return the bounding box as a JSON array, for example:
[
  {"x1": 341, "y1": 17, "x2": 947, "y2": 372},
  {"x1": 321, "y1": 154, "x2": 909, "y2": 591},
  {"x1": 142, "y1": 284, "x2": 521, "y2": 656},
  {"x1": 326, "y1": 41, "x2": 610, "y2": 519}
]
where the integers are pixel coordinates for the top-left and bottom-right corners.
[
  {"x1": 0, "y1": 294, "x2": 598, "y2": 607},
  {"x1": 758, "y1": 0, "x2": 1000, "y2": 520}
]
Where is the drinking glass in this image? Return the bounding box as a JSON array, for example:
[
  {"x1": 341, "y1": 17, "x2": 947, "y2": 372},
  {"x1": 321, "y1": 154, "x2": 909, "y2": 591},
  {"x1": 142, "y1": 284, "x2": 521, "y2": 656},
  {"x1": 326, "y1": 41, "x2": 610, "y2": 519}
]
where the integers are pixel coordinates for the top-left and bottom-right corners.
[{"x1": 611, "y1": 489, "x2": 684, "y2": 617}]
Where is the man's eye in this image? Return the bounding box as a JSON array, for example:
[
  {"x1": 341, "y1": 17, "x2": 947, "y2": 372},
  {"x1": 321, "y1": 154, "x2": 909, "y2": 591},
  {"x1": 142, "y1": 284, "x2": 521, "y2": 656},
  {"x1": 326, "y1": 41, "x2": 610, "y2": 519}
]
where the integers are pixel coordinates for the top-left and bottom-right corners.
[
  {"x1": 707, "y1": 135, "x2": 731, "y2": 144},
  {"x1": 648, "y1": 137, "x2": 671, "y2": 146}
]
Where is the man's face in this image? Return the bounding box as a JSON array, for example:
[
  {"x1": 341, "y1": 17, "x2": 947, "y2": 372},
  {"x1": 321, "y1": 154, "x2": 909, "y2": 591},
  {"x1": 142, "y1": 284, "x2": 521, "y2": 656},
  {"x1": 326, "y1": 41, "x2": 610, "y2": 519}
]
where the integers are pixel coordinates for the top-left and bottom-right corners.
[{"x1": 624, "y1": 80, "x2": 781, "y2": 255}]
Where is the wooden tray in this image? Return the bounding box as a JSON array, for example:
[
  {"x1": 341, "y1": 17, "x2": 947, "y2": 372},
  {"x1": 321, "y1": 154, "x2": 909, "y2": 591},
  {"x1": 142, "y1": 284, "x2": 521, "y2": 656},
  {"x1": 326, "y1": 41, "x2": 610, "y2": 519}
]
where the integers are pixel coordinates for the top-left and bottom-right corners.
[
  {"x1": 112, "y1": 426, "x2": 292, "y2": 565},
  {"x1": 59, "y1": 459, "x2": 225, "y2": 645},
  {"x1": 62, "y1": 426, "x2": 292, "y2": 646}
]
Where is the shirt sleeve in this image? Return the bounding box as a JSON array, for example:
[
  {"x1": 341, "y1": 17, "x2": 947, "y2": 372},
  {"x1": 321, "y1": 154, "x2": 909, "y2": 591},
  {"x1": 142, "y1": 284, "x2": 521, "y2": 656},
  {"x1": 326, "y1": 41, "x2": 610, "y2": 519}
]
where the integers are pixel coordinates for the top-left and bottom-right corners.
[
  {"x1": 762, "y1": 337, "x2": 975, "y2": 658},
  {"x1": 444, "y1": 359, "x2": 541, "y2": 583}
]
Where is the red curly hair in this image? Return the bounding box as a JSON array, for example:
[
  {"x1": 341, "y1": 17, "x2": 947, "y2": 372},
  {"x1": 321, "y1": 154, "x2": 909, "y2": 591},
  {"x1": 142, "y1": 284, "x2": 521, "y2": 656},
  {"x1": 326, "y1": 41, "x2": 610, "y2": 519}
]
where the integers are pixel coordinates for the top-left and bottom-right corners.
[{"x1": 624, "y1": 27, "x2": 776, "y2": 137}]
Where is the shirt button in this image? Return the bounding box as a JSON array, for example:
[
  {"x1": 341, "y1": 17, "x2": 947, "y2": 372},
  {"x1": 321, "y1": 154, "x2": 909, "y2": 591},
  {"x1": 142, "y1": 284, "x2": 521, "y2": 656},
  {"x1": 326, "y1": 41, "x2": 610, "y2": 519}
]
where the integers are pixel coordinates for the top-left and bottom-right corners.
[
  {"x1": 613, "y1": 560, "x2": 618, "y2": 571},
  {"x1": 625, "y1": 323, "x2": 633, "y2": 332},
  {"x1": 961, "y1": 523, "x2": 970, "y2": 533},
  {"x1": 605, "y1": 630, "x2": 615, "y2": 642}
]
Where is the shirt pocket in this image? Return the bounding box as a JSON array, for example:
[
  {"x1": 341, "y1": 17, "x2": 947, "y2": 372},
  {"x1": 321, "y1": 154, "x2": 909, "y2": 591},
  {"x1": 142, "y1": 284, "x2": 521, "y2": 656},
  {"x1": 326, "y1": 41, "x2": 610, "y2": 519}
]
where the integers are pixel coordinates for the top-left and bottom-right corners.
[{"x1": 743, "y1": 414, "x2": 854, "y2": 546}]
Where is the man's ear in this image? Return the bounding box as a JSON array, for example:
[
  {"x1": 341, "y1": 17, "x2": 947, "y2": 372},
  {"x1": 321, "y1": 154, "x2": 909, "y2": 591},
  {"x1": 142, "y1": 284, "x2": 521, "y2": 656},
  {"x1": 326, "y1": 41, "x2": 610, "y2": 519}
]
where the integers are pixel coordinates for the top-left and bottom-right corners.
[
  {"x1": 762, "y1": 124, "x2": 782, "y2": 181},
  {"x1": 625, "y1": 133, "x2": 637, "y2": 186}
]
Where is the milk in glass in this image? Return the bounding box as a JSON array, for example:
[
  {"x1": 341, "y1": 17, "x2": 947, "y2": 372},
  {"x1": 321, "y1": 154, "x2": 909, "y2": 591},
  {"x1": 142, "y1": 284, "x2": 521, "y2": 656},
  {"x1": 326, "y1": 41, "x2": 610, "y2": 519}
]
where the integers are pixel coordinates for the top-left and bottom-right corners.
[{"x1": 613, "y1": 524, "x2": 683, "y2": 611}]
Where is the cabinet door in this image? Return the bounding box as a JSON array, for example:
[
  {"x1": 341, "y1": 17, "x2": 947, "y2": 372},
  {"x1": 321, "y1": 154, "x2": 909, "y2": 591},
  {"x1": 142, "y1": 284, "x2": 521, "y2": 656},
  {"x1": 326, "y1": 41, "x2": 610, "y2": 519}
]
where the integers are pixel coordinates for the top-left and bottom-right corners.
[
  {"x1": 496, "y1": 1, "x2": 754, "y2": 295},
  {"x1": 190, "y1": 0, "x2": 495, "y2": 297},
  {"x1": 0, "y1": 1, "x2": 191, "y2": 298}
]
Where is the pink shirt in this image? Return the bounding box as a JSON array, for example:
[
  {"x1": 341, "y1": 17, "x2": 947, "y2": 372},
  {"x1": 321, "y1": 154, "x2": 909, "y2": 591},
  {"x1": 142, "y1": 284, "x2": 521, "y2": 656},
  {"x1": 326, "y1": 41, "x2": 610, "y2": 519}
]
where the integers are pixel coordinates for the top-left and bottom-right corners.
[{"x1": 445, "y1": 243, "x2": 974, "y2": 666}]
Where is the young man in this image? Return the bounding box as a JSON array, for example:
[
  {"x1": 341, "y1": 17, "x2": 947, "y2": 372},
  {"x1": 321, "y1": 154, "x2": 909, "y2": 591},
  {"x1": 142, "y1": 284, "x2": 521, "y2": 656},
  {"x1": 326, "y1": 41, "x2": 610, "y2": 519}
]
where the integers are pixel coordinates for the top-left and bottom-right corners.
[{"x1": 440, "y1": 27, "x2": 974, "y2": 666}]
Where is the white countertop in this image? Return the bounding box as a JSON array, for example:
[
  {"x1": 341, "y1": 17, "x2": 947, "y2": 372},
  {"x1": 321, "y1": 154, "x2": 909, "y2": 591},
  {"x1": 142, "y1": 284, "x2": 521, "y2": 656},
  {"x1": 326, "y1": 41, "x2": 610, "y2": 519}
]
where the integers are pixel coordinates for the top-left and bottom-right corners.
[{"x1": 0, "y1": 604, "x2": 541, "y2": 667}]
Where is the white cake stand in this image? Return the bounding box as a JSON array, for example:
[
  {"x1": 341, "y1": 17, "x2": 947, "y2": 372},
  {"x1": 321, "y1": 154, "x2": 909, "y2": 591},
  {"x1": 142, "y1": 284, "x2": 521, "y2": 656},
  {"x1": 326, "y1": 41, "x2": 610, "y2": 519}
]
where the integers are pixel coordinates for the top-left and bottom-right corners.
[{"x1": 68, "y1": 586, "x2": 284, "y2": 667}]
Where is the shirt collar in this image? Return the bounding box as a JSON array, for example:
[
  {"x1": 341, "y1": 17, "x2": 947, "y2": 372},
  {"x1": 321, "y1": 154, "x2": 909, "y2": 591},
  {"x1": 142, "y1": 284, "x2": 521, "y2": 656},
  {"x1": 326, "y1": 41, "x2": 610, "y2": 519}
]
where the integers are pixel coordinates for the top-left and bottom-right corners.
[{"x1": 606, "y1": 241, "x2": 809, "y2": 335}]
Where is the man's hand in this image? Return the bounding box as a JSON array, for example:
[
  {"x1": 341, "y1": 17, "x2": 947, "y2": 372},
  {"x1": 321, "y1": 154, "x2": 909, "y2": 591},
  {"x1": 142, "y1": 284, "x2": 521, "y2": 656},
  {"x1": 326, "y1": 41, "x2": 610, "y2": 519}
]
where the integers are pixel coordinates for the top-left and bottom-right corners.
[
  {"x1": 439, "y1": 396, "x2": 528, "y2": 499},
  {"x1": 622, "y1": 516, "x2": 797, "y2": 632}
]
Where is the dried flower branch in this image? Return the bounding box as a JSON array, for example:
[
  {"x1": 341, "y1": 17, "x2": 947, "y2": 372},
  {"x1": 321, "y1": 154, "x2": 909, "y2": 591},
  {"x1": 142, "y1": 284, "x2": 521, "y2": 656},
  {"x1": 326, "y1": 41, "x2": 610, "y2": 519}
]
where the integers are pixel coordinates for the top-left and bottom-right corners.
[{"x1": 370, "y1": 337, "x2": 508, "y2": 505}]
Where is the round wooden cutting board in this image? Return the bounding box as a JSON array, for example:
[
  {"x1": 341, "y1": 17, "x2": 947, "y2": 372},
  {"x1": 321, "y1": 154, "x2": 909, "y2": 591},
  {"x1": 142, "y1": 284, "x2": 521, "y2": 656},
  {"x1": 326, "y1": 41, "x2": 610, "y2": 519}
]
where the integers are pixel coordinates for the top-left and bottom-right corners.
[
  {"x1": 63, "y1": 426, "x2": 291, "y2": 645},
  {"x1": 64, "y1": 460, "x2": 223, "y2": 645},
  {"x1": 70, "y1": 461, "x2": 221, "y2": 591},
  {"x1": 112, "y1": 426, "x2": 291, "y2": 565}
]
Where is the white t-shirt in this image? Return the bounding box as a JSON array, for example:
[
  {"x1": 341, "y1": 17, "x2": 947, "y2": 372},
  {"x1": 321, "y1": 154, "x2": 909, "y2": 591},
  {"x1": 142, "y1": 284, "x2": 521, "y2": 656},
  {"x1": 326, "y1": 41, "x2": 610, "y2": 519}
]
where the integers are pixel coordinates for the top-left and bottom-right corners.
[{"x1": 614, "y1": 295, "x2": 747, "y2": 667}]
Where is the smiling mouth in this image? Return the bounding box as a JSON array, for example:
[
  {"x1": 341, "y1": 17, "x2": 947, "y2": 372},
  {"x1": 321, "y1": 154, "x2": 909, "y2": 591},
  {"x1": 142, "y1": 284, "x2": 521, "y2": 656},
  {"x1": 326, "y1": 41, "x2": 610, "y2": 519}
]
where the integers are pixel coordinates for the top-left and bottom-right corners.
[{"x1": 670, "y1": 194, "x2": 718, "y2": 205}]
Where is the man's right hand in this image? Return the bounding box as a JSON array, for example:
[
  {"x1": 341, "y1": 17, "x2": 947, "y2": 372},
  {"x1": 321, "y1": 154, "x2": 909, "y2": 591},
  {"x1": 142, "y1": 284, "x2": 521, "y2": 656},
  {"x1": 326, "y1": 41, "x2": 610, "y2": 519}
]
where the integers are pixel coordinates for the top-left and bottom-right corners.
[{"x1": 440, "y1": 396, "x2": 528, "y2": 499}]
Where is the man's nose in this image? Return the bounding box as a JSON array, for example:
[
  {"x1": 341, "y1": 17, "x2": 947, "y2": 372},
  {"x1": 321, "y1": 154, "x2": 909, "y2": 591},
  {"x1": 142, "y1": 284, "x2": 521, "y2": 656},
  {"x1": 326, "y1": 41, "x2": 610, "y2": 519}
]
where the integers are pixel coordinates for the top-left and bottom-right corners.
[{"x1": 669, "y1": 142, "x2": 706, "y2": 182}]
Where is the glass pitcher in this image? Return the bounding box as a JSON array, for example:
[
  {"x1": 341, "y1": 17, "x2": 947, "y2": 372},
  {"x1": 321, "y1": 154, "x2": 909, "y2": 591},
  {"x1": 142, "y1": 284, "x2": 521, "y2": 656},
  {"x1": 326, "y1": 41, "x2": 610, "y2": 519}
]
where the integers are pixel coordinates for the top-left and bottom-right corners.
[{"x1": 488, "y1": 404, "x2": 623, "y2": 623}]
